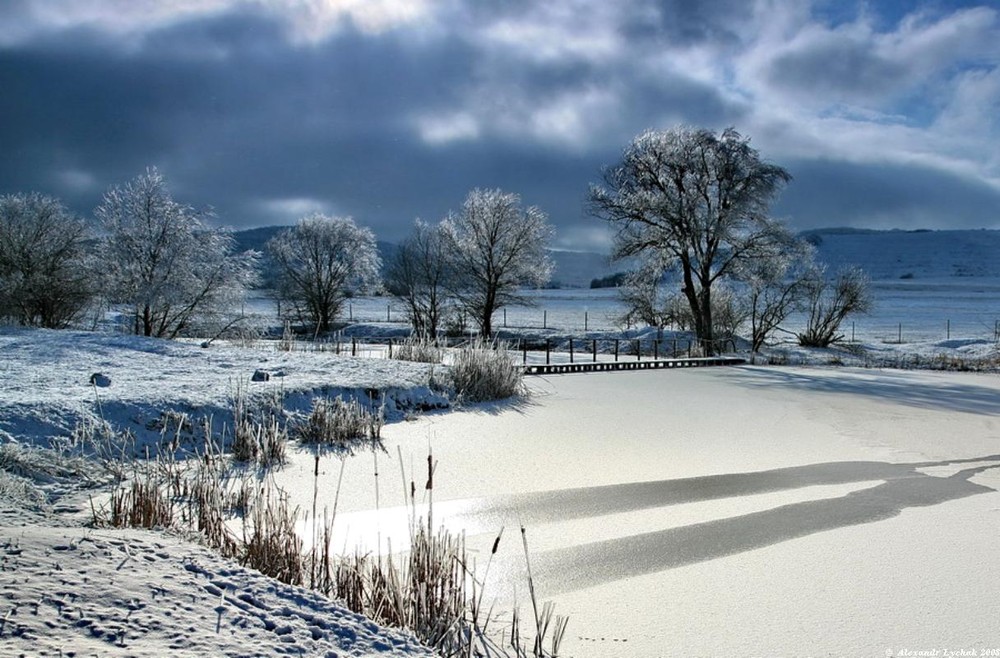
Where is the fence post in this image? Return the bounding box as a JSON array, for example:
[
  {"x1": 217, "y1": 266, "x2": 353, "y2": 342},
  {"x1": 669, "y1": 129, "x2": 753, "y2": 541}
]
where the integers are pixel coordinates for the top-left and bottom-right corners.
[
  {"x1": 543, "y1": 310, "x2": 547, "y2": 329},
  {"x1": 592, "y1": 339, "x2": 597, "y2": 362},
  {"x1": 349, "y1": 303, "x2": 353, "y2": 322},
  {"x1": 584, "y1": 311, "x2": 588, "y2": 332},
  {"x1": 522, "y1": 339, "x2": 527, "y2": 365},
  {"x1": 387, "y1": 303, "x2": 391, "y2": 322},
  {"x1": 504, "y1": 308, "x2": 507, "y2": 328},
  {"x1": 545, "y1": 339, "x2": 550, "y2": 365},
  {"x1": 654, "y1": 340, "x2": 659, "y2": 360},
  {"x1": 614, "y1": 339, "x2": 619, "y2": 362},
  {"x1": 388, "y1": 339, "x2": 393, "y2": 359},
  {"x1": 672, "y1": 338, "x2": 677, "y2": 357},
  {"x1": 687, "y1": 340, "x2": 692, "y2": 358},
  {"x1": 569, "y1": 338, "x2": 574, "y2": 363},
  {"x1": 636, "y1": 339, "x2": 641, "y2": 361},
  {"x1": 851, "y1": 321, "x2": 855, "y2": 343},
  {"x1": 898, "y1": 322, "x2": 902, "y2": 344},
  {"x1": 352, "y1": 336, "x2": 357, "y2": 357},
  {"x1": 947, "y1": 319, "x2": 950, "y2": 340}
]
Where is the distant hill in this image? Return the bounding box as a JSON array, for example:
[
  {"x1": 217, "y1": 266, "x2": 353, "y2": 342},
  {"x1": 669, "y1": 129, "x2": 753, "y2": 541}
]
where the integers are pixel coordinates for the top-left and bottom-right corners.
[
  {"x1": 232, "y1": 226, "x2": 1000, "y2": 288},
  {"x1": 802, "y1": 228, "x2": 1000, "y2": 280}
]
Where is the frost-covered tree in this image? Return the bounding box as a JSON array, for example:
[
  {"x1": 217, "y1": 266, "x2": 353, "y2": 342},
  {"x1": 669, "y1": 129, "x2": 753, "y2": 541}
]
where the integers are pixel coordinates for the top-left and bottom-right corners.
[
  {"x1": 617, "y1": 265, "x2": 685, "y2": 336},
  {"x1": 590, "y1": 127, "x2": 792, "y2": 354},
  {"x1": 797, "y1": 266, "x2": 873, "y2": 348},
  {"x1": 442, "y1": 188, "x2": 552, "y2": 337},
  {"x1": 96, "y1": 168, "x2": 258, "y2": 338},
  {"x1": 385, "y1": 220, "x2": 452, "y2": 336},
  {"x1": 740, "y1": 230, "x2": 814, "y2": 353},
  {"x1": 267, "y1": 214, "x2": 380, "y2": 334},
  {"x1": 0, "y1": 193, "x2": 95, "y2": 328}
]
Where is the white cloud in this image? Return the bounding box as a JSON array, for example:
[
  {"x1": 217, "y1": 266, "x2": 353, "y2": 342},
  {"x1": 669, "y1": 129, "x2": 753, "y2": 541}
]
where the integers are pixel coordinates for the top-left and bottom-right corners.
[
  {"x1": 416, "y1": 112, "x2": 479, "y2": 145},
  {"x1": 0, "y1": 0, "x2": 435, "y2": 47},
  {"x1": 726, "y1": 1, "x2": 1000, "y2": 193},
  {"x1": 259, "y1": 196, "x2": 333, "y2": 220}
]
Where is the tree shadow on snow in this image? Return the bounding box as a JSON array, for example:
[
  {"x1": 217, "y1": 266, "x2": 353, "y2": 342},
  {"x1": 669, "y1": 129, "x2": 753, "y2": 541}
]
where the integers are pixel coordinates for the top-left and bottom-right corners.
[
  {"x1": 472, "y1": 455, "x2": 1000, "y2": 595},
  {"x1": 732, "y1": 365, "x2": 1000, "y2": 416}
]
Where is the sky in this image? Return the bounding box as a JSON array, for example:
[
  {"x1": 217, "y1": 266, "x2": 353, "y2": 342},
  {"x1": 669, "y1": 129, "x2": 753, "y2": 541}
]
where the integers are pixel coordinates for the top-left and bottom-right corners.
[{"x1": 1, "y1": 0, "x2": 998, "y2": 251}]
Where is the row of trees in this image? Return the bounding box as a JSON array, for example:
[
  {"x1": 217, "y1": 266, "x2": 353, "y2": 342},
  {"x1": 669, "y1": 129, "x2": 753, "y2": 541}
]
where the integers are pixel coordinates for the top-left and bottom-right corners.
[
  {"x1": 0, "y1": 170, "x2": 259, "y2": 338},
  {"x1": 0, "y1": 170, "x2": 554, "y2": 340},
  {"x1": 1, "y1": 127, "x2": 869, "y2": 350}
]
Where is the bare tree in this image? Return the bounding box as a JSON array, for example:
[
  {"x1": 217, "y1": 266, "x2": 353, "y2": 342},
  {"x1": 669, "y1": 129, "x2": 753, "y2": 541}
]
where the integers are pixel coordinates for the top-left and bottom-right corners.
[
  {"x1": 740, "y1": 232, "x2": 814, "y2": 353},
  {"x1": 797, "y1": 266, "x2": 873, "y2": 347},
  {"x1": 0, "y1": 193, "x2": 95, "y2": 328},
  {"x1": 267, "y1": 214, "x2": 380, "y2": 334},
  {"x1": 96, "y1": 168, "x2": 258, "y2": 338},
  {"x1": 385, "y1": 220, "x2": 451, "y2": 336},
  {"x1": 590, "y1": 126, "x2": 792, "y2": 354},
  {"x1": 442, "y1": 188, "x2": 552, "y2": 337}
]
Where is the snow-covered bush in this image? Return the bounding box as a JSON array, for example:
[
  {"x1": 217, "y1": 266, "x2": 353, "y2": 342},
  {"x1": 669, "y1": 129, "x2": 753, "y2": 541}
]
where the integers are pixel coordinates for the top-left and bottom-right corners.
[
  {"x1": 295, "y1": 397, "x2": 383, "y2": 450},
  {"x1": 449, "y1": 338, "x2": 524, "y2": 402},
  {"x1": 391, "y1": 334, "x2": 445, "y2": 363}
]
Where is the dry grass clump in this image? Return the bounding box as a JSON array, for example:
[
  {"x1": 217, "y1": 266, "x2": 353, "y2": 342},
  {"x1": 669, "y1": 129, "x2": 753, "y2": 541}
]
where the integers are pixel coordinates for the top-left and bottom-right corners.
[
  {"x1": 241, "y1": 481, "x2": 304, "y2": 585},
  {"x1": 228, "y1": 381, "x2": 288, "y2": 467},
  {"x1": 391, "y1": 335, "x2": 445, "y2": 363},
  {"x1": 326, "y1": 453, "x2": 568, "y2": 657},
  {"x1": 295, "y1": 396, "x2": 384, "y2": 451},
  {"x1": 449, "y1": 338, "x2": 524, "y2": 402}
]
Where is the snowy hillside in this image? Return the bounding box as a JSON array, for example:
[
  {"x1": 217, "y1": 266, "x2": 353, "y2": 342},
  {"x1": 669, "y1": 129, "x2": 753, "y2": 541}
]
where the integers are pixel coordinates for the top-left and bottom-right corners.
[{"x1": 803, "y1": 228, "x2": 1000, "y2": 280}]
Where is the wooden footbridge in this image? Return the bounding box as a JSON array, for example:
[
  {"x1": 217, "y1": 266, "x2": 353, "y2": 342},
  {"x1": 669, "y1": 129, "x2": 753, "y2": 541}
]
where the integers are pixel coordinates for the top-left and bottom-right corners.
[{"x1": 521, "y1": 355, "x2": 746, "y2": 376}]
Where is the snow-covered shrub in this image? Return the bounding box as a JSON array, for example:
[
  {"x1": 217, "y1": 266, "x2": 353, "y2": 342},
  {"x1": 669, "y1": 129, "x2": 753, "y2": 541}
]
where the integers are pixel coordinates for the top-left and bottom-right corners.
[
  {"x1": 390, "y1": 334, "x2": 445, "y2": 363},
  {"x1": 295, "y1": 397, "x2": 383, "y2": 450},
  {"x1": 448, "y1": 338, "x2": 524, "y2": 402}
]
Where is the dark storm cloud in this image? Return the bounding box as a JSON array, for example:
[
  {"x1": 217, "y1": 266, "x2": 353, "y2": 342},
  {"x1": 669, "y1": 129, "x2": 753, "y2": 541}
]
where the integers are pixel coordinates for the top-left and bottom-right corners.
[
  {"x1": 776, "y1": 159, "x2": 1000, "y2": 229},
  {"x1": 0, "y1": 0, "x2": 997, "y2": 250}
]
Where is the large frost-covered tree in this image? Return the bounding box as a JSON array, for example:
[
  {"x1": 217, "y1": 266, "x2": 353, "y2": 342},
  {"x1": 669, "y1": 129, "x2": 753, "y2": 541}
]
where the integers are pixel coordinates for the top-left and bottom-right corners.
[
  {"x1": 96, "y1": 168, "x2": 258, "y2": 338},
  {"x1": 385, "y1": 220, "x2": 452, "y2": 336},
  {"x1": 0, "y1": 193, "x2": 95, "y2": 328},
  {"x1": 590, "y1": 127, "x2": 792, "y2": 354},
  {"x1": 266, "y1": 214, "x2": 380, "y2": 334},
  {"x1": 442, "y1": 188, "x2": 552, "y2": 337}
]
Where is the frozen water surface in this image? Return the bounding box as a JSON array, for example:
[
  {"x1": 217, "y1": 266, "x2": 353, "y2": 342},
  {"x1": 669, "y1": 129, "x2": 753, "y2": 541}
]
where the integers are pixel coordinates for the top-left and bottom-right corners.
[{"x1": 277, "y1": 366, "x2": 1000, "y2": 657}]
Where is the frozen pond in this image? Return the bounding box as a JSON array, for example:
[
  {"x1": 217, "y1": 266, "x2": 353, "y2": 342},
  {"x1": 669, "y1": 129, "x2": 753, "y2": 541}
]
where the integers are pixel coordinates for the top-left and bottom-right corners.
[{"x1": 276, "y1": 365, "x2": 1000, "y2": 657}]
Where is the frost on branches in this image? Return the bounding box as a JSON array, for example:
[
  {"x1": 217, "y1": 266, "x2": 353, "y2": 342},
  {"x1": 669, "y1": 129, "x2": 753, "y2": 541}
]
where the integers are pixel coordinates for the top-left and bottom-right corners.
[
  {"x1": 266, "y1": 214, "x2": 381, "y2": 334},
  {"x1": 441, "y1": 188, "x2": 553, "y2": 337},
  {"x1": 95, "y1": 168, "x2": 258, "y2": 339},
  {"x1": 0, "y1": 193, "x2": 95, "y2": 329},
  {"x1": 590, "y1": 127, "x2": 793, "y2": 354}
]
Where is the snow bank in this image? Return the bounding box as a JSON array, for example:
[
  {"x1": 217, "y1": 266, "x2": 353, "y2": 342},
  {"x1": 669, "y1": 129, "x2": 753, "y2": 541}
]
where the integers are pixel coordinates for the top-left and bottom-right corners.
[{"x1": 0, "y1": 525, "x2": 434, "y2": 657}]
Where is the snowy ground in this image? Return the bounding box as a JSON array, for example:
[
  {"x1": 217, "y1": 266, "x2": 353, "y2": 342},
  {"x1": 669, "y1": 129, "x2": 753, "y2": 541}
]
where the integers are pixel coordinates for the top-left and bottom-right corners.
[
  {"x1": 3, "y1": 325, "x2": 1000, "y2": 657},
  {"x1": 0, "y1": 526, "x2": 433, "y2": 657}
]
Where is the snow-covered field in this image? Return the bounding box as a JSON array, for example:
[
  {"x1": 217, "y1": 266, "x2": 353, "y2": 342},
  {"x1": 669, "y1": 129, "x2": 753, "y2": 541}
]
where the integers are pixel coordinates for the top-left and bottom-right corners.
[{"x1": 2, "y1": 317, "x2": 1000, "y2": 657}]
